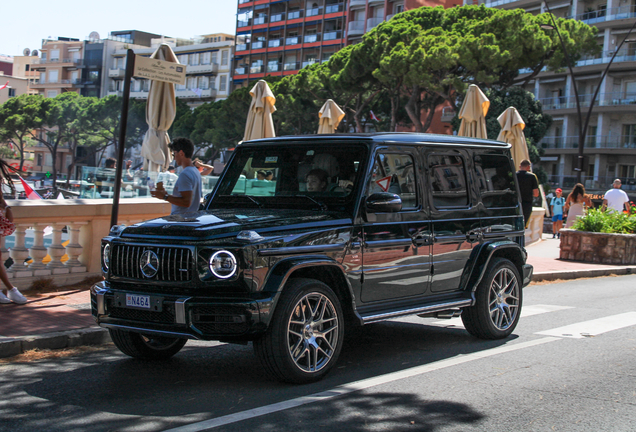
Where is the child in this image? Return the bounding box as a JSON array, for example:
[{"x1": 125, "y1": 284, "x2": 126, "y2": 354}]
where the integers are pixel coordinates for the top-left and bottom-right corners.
[{"x1": 550, "y1": 188, "x2": 565, "y2": 239}]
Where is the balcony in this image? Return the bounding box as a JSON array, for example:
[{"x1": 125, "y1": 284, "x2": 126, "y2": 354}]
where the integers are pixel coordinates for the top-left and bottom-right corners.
[
  {"x1": 284, "y1": 62, "x2": 300, "y2": 71},
  {"x1": 304, "y1": 34, "x2": 321, "y2": 43},
  {"x1": 176, "y1": 88, "x2": 216, "y2": 99},
  {"x1": 302, "y1": 60, "x2": 318, "y2": 68},
  {"x1": 348, "y1": 20, "x2": 365, "y2": 36},
  {"x1": 286, "y1": 36, "x2": 300, "y2": 46},
  {"x1": 270, "y1": 13, "x2": 285, "y2": 22},
  {"x1": 250, "y1": 65, "x2": 264, "y2": 74},
  {"x1": 236, "y1": 43, "x2": 248, "y2": 51},
  {"x1": 441, "y1": 106, "x2": 456, "y2": 122},
  {"x1": 267, "y1": 63, "x2": 281, "y2": 73},
  {"x1": 235, "y1": 67, "x2": 247, "y2": 75},
  {"x1": 186, "y1": 63, "x2": 218, "y2": 74},
  {"x1": 538, "y1": 92, "x2": 636, "y2": 110},
  {"x1": 367, "y1": 17, "x2": 384, "y2": 30},
  {"x1": 237, "y1": 20, "x2": 251, "y2": 27},
  {"x1": 349, "y1": 0, "x2": 367, "y2": 7},
  {"x1": 268, "y1": 38, "x2": 283, "y2": 48},
  {"x1": 287, "y1": 10, "x2": 304, "y2": 20},
  {"x1": 575, "y1": 49, "x2": 636, "y2": 67},
  {"x1": 108, "y1": 90, "x2": 123, "y2": 97},
  {"x1": 251, "y1": 41, "x2": 265, "y2": 49},
  {"x1": 108, "y1": 68, "x2": 126, "y2": 79},
  {"x1": 325, "y1": 3, "x2": 344, "y2": 13},
  {"x1": 323, "y1": 30, "x2": 342, "y2": 41},
  {"x1": 254, "y1": 16, "x2": 268, "y2": 25},
  {"x1": 306, "y1": 7, "x2": 323, "y2": 17},
  {"x1": 484, "y1": 0, "x2": 525, "y2": 7}
]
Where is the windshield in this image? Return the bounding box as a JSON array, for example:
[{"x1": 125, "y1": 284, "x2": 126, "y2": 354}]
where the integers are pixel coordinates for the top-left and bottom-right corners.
[{"x1": 209, "y1": 142, "x2": 368, "y2": 210}]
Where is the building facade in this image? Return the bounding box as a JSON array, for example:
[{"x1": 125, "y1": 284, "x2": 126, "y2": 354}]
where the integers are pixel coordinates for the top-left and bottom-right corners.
[
  {"x1": 108, "y1": 33, "x2": 235, "y2": 108},
  {"x1": 473, "y1": 0, "x2": 636, "y2": 195}
]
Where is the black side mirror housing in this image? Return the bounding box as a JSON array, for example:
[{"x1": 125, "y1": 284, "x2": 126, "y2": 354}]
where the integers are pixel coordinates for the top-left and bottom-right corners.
[{"x1": 366, "y1": 192, "x2": 402, "y2": 213}]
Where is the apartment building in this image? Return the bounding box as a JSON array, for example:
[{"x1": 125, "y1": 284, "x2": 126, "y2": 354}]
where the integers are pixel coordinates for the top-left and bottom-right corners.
[
  {"x1": 108, "y1": 33, "x2": 234, "y2": 108},
  {"x1": 473, "y1": 0, "x2": 636, "y2": 194}
]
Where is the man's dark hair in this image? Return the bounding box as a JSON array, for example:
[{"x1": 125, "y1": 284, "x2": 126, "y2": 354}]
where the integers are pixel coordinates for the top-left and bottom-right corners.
[
  {"x1": 169, "y1": 137, "x2": 195, "y2": 159},
  {"x1": 105, "y1": 157, "x2": 117, "y2": 168}
]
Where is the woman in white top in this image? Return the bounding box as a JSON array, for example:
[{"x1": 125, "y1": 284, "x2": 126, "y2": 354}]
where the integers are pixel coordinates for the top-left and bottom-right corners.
[{"x1": 564, "y1": 183, "x2": 593, "y2": 228}]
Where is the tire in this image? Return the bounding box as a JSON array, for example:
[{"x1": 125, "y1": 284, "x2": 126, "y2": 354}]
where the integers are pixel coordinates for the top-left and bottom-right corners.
[
  {"x1": 254, "y1": 278, "x2": 344, "y2": 384},
  {"x1": 461, "y1": 258, "x2": 522, "y2": 340},
  {"x1": 109, "y1": 329, "x2": 187, "y2": 360}
]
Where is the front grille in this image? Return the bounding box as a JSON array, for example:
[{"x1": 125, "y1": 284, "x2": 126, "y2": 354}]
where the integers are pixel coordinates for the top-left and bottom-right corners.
[
  {"x1": 107, "y1": 299, "x2": 176, "y2": 324},
  {"x1": 110, "y1": 244, "x2": 193, "y2": 282},
  {"x1": 191, "y1": 305, "x2": 250, "y2": 335}
]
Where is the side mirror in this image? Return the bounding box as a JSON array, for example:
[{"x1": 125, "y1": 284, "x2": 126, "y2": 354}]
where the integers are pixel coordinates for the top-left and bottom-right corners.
[{"x1": 366, "y1": 192, "x2": 402, "y2": 213}]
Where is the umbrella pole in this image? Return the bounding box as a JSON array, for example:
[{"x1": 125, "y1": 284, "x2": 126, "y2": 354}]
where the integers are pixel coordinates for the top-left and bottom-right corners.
[{"x1": 110, "y1": 49, "x2": 136, "y2": 229}]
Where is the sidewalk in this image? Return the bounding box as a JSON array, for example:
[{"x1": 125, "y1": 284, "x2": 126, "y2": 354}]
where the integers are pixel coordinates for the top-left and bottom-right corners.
[{"x1": 2, "y1": 234, "x2": 635, "y2": 359}]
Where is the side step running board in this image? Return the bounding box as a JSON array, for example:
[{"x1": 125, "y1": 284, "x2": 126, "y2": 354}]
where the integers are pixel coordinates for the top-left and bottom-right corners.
[{"x1": 360, "y1": 299, "x2": 473, "y2": 324}]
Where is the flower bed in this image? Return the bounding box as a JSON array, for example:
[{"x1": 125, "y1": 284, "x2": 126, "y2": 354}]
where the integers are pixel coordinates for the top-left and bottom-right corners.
[{"x1": 559, "y1": 229, "x2": 636, "y2": 264}]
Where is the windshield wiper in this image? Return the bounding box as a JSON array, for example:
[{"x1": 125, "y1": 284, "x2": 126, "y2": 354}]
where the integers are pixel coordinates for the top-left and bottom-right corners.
[{"x1": 296, "y1": 195, "x2": 328, "y2": 211}]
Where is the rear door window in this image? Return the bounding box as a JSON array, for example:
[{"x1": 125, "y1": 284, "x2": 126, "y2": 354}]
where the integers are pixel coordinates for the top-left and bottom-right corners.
[{"x1": 428, "y1": 154, "x2": 469, "y2": 208}]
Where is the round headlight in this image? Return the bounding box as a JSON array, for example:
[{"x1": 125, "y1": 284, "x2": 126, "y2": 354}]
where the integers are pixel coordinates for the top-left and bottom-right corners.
[
  {"x1": 102, "y1": 243, "x2": 111, "y2": 271},
  {"x1": 209, "y1": 250, "x2": 237, "y2": 279}
]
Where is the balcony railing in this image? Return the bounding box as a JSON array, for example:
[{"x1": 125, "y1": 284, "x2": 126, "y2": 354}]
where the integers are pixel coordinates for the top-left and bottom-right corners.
[
  {"x1": 349, "y1": 0, "x2": 367, "y2": 6},
  {"x1": 286, "y1": 36, "x2": 300, "y2": 45},
  {"x1": 186, "y1": 63, "x2": 218, "y2": 74},
  {"x1": 235, "y1": 67, "x2": 246, "y2": 75},
  {"x1": 270, "y1": 13, "x2": 285, "y2": 22},
  {"x1": 538, "y1": 92, "x2": 636, "y2": 110},
  {"x1": 323, "y1": 30, "x2": 342, "y2": 41},
  {"x1": 253, "y1": 16, "x2": 268, "y2": 25},
  {"x1": 267, "y1": 63, "x2": 281, "y2": 72},
  {"x1": 484, "y1": 0, "x2": 520, "y2": 7},
  {"x1": 348, "y1": 20, "x2": 365, "y2": 35},
  {"x1": 441, "y1": 106, "x2": 456, "y2": 122},
  {"x1": 237, "y1": 20, "x2": 251, "y2": 27},
  {"x1": 367, "y1": 17, "x2": 384, "y2": 30},
  {"x1": 571, "y1": 5, "x2": 636, "y2": 24},
  {"x1": 542, "y1": 135, "x2": 636, "y2": 149},
  {"x1": 108, "y1": 68, "x2": 125, "y2": 78},
  {"x1": 268, "y1": 38, "x2": 283, "y2": 48},
  {"x1": 576, "y1": 49, "x2": 636, "y2": 67},
  {"x1": 284, "y1": 62, "x2": 300, "y2": 71},
  {"x1": 304, "y1": 34, "x2": 321, "y2": 43},
  {"x1": 251, "y1": 41, "x2": 265, "y2": 49},
  {"x1": 236, "y1": 43, "x2": 248, "y2": 51},
  {"x1": 325, "y1": 3, "x2": 344, "y2": 13},
  {"x1": 302, "y1": 60, "x2": 318, "y2": 68},
  {"x1": 306, "y1": 7, "x2": 323, "y2": 17},
  {"x1": 250, "y1": 65, "x2": 264, "y2": 73},
  {"x1": 287, "y1": 10, "x2": 304, "y2": 19},
  {"x1": 546, "y1": 175, "x2": 636, "y2": 191}
]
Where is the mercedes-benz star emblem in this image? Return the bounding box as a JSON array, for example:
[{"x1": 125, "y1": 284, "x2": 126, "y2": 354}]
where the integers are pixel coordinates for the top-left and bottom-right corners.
[{"x1": 140, "y1": 250, "x2": 159, "y2": 278}]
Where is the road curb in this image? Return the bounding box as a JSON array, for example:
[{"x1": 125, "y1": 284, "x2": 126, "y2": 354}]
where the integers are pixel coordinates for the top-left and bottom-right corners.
[
  {"x1": 531, "y1": 266, "x2": 636, "y2": 282},
  {"x1": 0, "y1": 327, "x2": 111, "y2": 359}
]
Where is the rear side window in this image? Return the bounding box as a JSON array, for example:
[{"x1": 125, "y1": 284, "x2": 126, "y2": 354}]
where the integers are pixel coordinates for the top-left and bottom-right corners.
[
  {"x1": 428, "y1": 154, "x2": 468, "y2": 208},
  {"x1": 474, "y1": 154, "x2": 517, "y2": 208}
]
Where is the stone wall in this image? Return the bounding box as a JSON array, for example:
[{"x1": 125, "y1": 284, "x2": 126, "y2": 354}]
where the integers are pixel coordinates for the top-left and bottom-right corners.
[{"x1": 559, "y1": 229, "x2": 636, "y2": 264}]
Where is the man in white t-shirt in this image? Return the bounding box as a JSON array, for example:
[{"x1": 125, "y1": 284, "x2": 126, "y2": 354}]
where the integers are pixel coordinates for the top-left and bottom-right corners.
[
  {"x1": 603, "y1": 179, "x2": 630, "y2": 213},
  {"x1": 151, "y1": 138, "x2": 202, "y2": 215}
]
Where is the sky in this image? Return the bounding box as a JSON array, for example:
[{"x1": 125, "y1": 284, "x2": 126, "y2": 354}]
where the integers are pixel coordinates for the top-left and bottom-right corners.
[{"x1": 0, "y1": 0, "x2": 237, "y2": 57}]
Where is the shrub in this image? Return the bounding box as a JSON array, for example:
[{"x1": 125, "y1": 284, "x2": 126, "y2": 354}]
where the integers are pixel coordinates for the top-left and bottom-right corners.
[{"x1": 572, "y1": 208, "x2": 636, "y2": 234}]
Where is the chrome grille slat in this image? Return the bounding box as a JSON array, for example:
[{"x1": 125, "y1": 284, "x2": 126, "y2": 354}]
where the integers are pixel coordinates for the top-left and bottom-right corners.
[{"x1": 111, "y1": 244, "x2": 193, "y2": 282}]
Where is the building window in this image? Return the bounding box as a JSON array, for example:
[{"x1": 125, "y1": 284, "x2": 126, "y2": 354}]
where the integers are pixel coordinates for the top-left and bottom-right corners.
[
  {"x1": 37, "y1": 154, "x2": 43, "y2": 166},
  {"x1": 48, "y1": 70, "x2": 59, "y2": 83},
  {"x1": 190, "y1": 53, "x2": 200, "y2": 66},
  {"x1": 202, "y1": 52, "x2": 211, "y2": 65},
  {"x1": 47, "y1": 90, "x2": 58, "y2": 98},
  {"x1": 45, "y1": 153, "x2": 52, "y2": 166},
  {"x1": 211, "y1": 52, "x2": 218, "y2": 64},
  {"x1": 622, "y1": 124, "x2": 636, "y2": 147},
  {"x1": 49, "y1": 49, "x2": 60, "y2": 61},
  {"x1": 221, "y1": 50, "x2": 229, "y2": 66},
  {"x1": 8, "y1": 88, "x2": 15, "y2": 97},
  {"x1": 220, "y1": 75, "x2": 227, "y2": 92}
]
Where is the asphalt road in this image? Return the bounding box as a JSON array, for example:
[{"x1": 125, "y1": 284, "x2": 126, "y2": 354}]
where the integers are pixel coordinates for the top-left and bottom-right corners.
[{"x1": 1, "y1": 275, "x2": 635, "y2": 432}]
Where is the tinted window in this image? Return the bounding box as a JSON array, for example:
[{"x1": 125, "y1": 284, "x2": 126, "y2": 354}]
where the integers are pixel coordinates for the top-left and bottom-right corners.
[
  {"x1": 429, "y1": 154, "x2": 468, "y2": 208},
  {"x1": 474, "y1": 154, "x2": 517, "y2": 208},
  {"x1": 368, "y1": 153, "x2": 417, "y2": 208}
]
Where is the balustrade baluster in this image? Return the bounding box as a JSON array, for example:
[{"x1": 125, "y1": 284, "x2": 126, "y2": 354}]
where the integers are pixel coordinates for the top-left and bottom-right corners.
[
  {"x1": 47, "y1": 224, "x2": 68, "y2": 272},
  {"x1": 65, "y1": 222, "x2": 87, "y2": 271},
  {"x1": 29, "y1": 224, "x2": 51, "y2": 275},
  {"x1": 9, "y1": 224, "x2": 32, "y2": 277}
]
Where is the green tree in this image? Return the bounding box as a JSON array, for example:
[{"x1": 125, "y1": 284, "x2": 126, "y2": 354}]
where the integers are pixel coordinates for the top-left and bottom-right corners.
[{"x1": 0, "y1": 94, "x2": 48, "y2": 171}]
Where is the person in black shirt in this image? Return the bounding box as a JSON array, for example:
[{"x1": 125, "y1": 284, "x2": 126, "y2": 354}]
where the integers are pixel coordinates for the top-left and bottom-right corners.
[{"x1": 516, "y1": 159, "x2": 539, "y2": 228}]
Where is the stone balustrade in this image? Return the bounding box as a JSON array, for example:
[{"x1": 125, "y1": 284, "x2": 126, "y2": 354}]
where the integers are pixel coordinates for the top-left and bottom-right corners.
[
  {"x1": 1, "y1": 199, "x2": 171, "y2": 289},
  {"x1": 525, "y1": 207, "x2": 545, "y2": 246}
]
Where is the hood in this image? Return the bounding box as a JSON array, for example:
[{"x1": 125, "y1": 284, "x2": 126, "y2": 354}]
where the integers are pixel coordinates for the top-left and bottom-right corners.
[{"x1": 119, "y1": 208, "x2": 350, "y2": 239}]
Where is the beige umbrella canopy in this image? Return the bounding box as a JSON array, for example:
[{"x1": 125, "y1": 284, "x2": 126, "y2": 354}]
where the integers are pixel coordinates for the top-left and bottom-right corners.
[
  {"x1": 317, "y1": 99, "x2": 345, "y2": 134},
  {"x1": 140, "y1": 44, "x2": 178, "y2": 172},
  {"x1": 497, "y1": 107, "x2": 530, "y2": 169},
  {"x1": 458, "y1": 84, "x2": 490, "y2": 139},
  {"x1": 243, "y1": 80, "x2": 276, "y2": 141}
]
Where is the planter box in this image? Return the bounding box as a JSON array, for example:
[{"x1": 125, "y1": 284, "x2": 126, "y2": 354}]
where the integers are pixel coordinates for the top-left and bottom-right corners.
[{"x1": 559, "y1": 228, "x2": 636, "y2": 265}]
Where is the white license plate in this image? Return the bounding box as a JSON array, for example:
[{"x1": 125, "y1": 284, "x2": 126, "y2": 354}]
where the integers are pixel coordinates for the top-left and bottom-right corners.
[{"x1": 126, "y1": 294, "x2": 150, "y2": 309}]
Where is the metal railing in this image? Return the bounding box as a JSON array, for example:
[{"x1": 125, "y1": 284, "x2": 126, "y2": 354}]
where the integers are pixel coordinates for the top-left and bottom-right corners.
[
  {"x1": 270, "y1": 13, "x2": 285, "y2": 22},
  {"x1": 538, "y1": 92, "x2": 636, "y2": 110},
  {"x1": 323, "y1": 30, "x2": 342, "y2": 41},
  {"x1": 287, "y1": 10, "x2": 304, "y2": 19},
  {"x1": 546, "y1": 175, "x2": 636, "y2": 191},
  {"x1": 251, "y1": 41, "x2": 265, "y2": 49},
  {"x1": 541, "y1": 135, "x2": 636, "y2": 149},
  {"x1": 304, "y1": 34, "x2": 321, "y2": 43},
  {"x1": 306, "y1": 7, "x2": 323, "y2": 17},
  {"x1": 253, "y1": 16, "x2": 268, "y2": 25},
  {"x1": 325, "y1": 3, "x2": 344, "y2": 13},
  {"x1": 268, "y1": 38, "x2": 283, "y2": 48},
  {"x1": 286, "y1": 36, "x2": 300, "y2": 45}
]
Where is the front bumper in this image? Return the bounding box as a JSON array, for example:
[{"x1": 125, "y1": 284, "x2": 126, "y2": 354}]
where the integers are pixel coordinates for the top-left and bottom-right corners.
[{"x1": 90, "y1": 281, "x2": 271, "y2": 341}]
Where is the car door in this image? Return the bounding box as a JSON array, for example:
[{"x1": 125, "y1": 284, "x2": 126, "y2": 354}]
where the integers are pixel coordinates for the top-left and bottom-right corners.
[
  {"x1": 360, "y1": 147, "x2": 432, "y2": 303},
  {"x1": 425, "y1": 149, "x2": 480, "y2": 293}
]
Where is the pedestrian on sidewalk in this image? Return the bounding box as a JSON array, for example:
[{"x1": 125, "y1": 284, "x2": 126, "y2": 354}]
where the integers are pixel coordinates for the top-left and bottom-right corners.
[
  {"x1": 602, "y1": 179, "x2": 630, "y2": 213},
  {"x1": 151, "y1": 138, "x2": 202, "y2": 215},
  {"x1": 550, "y1": 188, "x2": 565, "y2": 238},
  {"x1": 516, "y1": 159, "x2": 539, "y2": 228},
  {"x1": 564, "y1": 183, "x2": 593, "y2": 229},
  {"x1": 0, "y1": 159, "x2": 27, "y2": 305}
]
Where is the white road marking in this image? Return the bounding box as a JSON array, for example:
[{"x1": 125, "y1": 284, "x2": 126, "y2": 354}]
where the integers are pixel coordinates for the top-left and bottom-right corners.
[
  {"x1": 536, "y1": 312, "x2": 636, "y2": 339},
  {"x1": 162, "y1": 337, "x2": 559, "y2": 432}
]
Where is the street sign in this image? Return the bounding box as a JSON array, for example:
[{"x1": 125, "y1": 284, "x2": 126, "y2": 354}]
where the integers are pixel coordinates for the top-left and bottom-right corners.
[{"x1": 133, "y1": 55, "x2": 186, "y2": 85}]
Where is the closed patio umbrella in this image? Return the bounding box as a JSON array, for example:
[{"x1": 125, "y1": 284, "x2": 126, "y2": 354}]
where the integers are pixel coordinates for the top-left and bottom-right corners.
[
  {"x1": 243, "y1": 80, "x2": 276, "y2": 141},
  {"x1": 317, "y1": 99, "x2": 345, "y2": 134},
  {"x1": 140, "y1": 43, "x2": 178, "y2": 172},
  {"x1": 458, "y1": 84, "x2": 490, "y2": 139},
  {"x1": 497, "y1": 106, "x2": 530, "y2": 169}
]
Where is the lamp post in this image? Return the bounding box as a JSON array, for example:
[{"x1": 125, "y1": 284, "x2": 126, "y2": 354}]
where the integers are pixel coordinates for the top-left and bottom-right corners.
[{"x1": 541, "y1": 4, "x2": 636, "y2": 184}]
